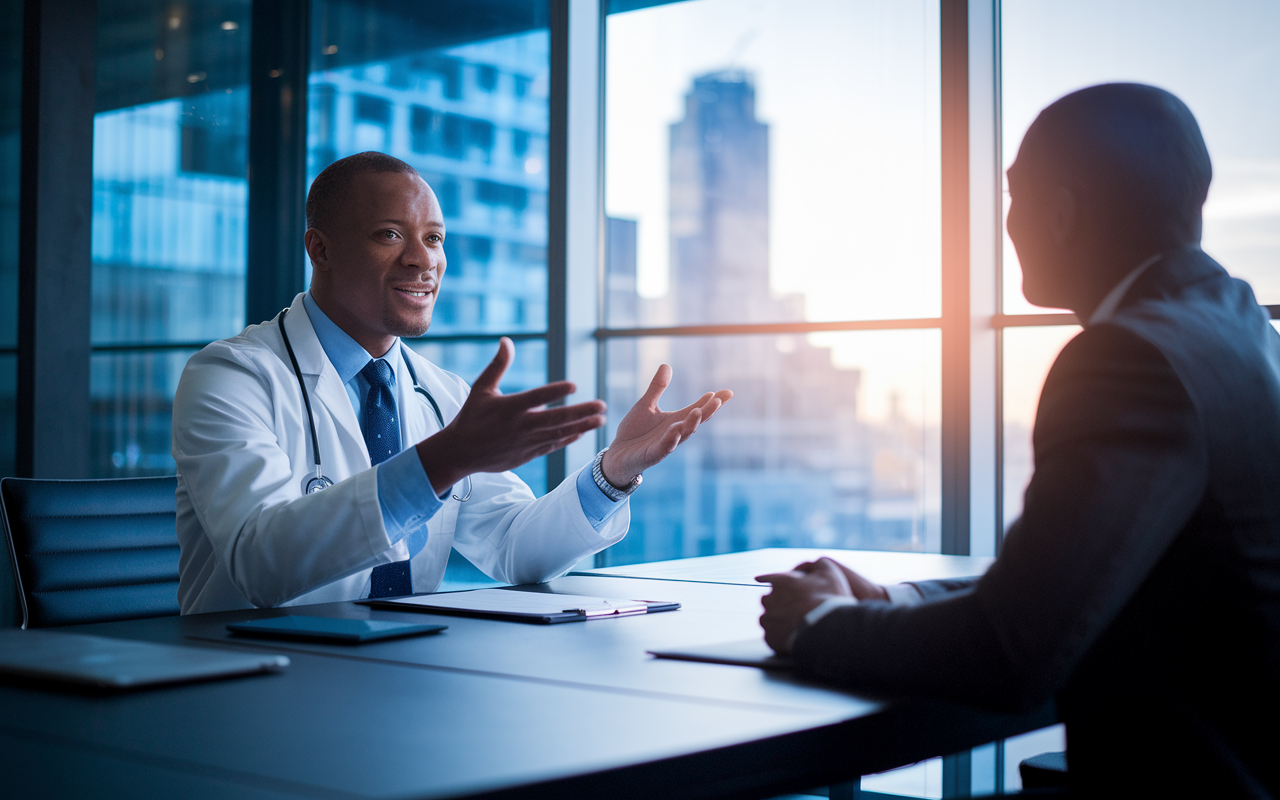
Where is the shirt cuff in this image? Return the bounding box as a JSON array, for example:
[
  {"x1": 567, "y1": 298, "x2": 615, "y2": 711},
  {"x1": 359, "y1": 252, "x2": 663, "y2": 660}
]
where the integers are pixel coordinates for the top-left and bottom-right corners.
[
  {"x1": 576, "y1": 462, "x2": 627, "y2": 531},
  {"x1": 790, "y1": 585, "x2": 923, "y2": 651},
  {"x1": 805, "y1": 595, "x2": 859, "y2": 627},
  {"x1": 376, "y1": 446, "x2": 445, "y2": 551},
  {"x1": 885, "y1": 582, "x2": 925, "y2": 606},
  {"x1": 789, "y1": 596, "x2": 859, "y2": 652}
]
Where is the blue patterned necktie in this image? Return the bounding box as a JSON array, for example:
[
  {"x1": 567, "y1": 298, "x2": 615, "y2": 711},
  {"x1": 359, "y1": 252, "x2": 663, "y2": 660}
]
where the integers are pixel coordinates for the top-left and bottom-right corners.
[{"x1": 363, "y1": 358, "x2": 412, "y2": 598}]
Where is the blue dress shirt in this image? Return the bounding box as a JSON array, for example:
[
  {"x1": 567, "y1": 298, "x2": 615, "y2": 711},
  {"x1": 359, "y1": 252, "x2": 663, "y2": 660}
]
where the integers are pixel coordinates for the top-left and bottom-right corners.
[{"x1": 302, "y1": 293, "x2": 623, "y2": 553}]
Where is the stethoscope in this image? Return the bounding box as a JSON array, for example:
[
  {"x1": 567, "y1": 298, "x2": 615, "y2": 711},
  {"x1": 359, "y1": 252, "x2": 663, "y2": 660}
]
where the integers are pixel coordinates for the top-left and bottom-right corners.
[{"x1": 278, "y1": 308, "x2": 472, "y2": 502}]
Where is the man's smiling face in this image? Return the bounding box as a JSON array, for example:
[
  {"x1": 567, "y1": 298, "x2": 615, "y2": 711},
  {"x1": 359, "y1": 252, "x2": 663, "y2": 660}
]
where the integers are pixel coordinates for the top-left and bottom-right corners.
[{"x1": 308, "y1": 170, "x2": 447, "y2": 356}]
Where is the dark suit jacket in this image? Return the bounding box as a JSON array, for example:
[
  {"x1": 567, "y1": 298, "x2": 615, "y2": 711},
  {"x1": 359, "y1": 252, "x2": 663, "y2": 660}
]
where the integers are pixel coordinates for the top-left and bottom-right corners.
[{"x1": 793, "y1": 246, "x2": 1280, "y2": 796}]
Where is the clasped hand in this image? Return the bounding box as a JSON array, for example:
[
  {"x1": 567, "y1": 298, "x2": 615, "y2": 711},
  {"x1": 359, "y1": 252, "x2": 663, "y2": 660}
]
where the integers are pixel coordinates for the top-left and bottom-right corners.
[
  {"x1": 755, "y1": 557, "x2": 889, "y2": 655},
  {"x1": 416, "y1": 338, "x2": 732, "y2": 495}
]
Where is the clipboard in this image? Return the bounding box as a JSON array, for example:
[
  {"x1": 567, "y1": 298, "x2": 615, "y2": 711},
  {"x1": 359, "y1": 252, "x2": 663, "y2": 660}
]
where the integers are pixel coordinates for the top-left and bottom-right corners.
[{"x1": 360, "y1": 587, "x2": 680, "y2": 624}]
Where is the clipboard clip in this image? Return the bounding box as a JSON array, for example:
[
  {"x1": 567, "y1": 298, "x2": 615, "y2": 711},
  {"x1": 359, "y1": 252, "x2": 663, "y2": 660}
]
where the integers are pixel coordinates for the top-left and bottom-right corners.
[{"x1": 568, "y1": 602, "x2": 649, "y2": 618}]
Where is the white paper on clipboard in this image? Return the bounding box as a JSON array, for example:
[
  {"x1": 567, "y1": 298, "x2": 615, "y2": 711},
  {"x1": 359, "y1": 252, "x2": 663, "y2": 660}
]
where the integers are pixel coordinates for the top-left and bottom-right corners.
[{"x1": 376, "y1": 588, "x2": 651, "y2": 618}]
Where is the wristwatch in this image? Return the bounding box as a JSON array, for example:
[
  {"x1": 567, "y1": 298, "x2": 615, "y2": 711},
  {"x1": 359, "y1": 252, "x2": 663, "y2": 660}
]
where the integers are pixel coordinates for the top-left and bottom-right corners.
[{"x1": 592, "y1": 448, "x2": 642, "y2": 502}]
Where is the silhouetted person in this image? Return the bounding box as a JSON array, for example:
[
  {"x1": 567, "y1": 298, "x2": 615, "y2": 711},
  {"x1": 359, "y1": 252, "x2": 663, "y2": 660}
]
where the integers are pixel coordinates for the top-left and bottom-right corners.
[{"x1": 759, "y1": 84, "x2": 1280, "y2": 796}]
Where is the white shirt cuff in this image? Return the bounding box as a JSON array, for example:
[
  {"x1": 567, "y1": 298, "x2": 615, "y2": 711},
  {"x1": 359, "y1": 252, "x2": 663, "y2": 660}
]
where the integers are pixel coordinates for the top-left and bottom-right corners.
[
  {"x1": 790, "y1": 584, "x2": 924, "y2": 652},
  {"x1": 806, "y1": 583, "x2": 922, "y2": 627},
  {"x1": 789, "y1": 596, "x2": 859, "y2": 652},
  {"x1": 884, "y1": 582, "x2": 925, "y2": 606},
  {"x1": 805, "y1": 595, "x2": 859, "y2": 627}
]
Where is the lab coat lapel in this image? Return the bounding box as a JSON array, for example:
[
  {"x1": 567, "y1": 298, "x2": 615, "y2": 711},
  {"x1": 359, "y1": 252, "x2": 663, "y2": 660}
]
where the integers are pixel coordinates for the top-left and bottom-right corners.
[
  {"x1": 284, "y1": 294, "x2": 370, "y2": 468},
  {"x1": 398, "y1": 345, "x2": 458, "y2": 591}
]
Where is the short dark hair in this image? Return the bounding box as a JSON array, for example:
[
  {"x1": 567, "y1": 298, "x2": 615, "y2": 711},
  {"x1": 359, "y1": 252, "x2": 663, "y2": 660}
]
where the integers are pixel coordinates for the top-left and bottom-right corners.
[
  {"x1": 305, "y1": 151, "x2": 421, "y2": 232},
  {"x1": 1021, "y1": 83, "x2": 1212, "y2": 246}
]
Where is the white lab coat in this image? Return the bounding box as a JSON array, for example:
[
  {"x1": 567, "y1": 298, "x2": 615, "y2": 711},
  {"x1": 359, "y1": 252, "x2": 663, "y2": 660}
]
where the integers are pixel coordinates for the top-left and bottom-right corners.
[{"x1": 172, "y1": 293, "x2": 628, "y2": 614}]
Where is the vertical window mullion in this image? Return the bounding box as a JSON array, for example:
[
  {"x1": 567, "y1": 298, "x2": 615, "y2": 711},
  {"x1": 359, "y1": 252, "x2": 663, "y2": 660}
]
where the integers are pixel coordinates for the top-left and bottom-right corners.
[
  {"x1": 546, "y1": 0, "x2": 570, "y2": 489},
  {"x1": 247, "y1": 0, "x2": 310, "y2": 329},
  {"x1": 940, "y1": 0, "x2": 970, "y2": 558},
  {"x1": 17, "y1": 0, "x2": 95, "y2": 478}
]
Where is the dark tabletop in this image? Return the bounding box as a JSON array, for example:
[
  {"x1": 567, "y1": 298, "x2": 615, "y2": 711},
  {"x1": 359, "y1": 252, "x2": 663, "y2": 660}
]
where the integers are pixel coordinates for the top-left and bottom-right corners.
[{"x1": 0, "y1": 552, "x2": 1049, "y2": 799}]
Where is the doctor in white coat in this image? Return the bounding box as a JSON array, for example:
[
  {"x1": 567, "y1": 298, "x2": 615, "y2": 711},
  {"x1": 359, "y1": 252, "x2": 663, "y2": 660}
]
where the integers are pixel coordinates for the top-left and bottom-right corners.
[{"x1": 173, "y1": 152, "x2": 732, "y2": 614}]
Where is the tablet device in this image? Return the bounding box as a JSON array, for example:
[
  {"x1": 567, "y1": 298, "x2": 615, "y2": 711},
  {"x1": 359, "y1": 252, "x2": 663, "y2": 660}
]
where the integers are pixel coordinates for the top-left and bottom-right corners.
[
  {"x1": 0, "y1": 629, "x2": 289, "y2": 690},
  {"x1": 226, "y1": 615, "x2": 447, "y2": 644}
]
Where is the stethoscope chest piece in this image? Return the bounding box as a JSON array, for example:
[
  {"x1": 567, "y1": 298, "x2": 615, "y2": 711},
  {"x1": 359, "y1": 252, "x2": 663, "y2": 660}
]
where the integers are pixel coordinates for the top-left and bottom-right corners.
[
  {"x1": 305, "y1": 474, "x2": 334, "y2": 494},
  {"x1": 279, "y1": 306, "x2": 466, "y2": 501}
]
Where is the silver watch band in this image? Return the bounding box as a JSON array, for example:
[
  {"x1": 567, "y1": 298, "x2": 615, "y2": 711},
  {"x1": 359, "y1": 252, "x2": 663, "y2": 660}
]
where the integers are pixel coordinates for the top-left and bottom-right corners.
[{"x1": 592, "y1": 448, "x2": 641, "y2": 502}]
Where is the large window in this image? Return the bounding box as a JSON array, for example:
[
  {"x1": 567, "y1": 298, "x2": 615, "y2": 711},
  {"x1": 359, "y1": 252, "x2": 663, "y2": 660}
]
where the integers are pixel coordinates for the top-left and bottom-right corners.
[
  {"x1": 602, "y1": 0, "x2": 943, "y2": 564},
  {"x1": 90, "y1": 1, "x2": 251, "y2": 477},
  {"x1": 8, "y1": 2, "x2": 1267, "y2": 569},
  {"x1": 6, "y1": 5, "x2": 1272, "y2": 535}
]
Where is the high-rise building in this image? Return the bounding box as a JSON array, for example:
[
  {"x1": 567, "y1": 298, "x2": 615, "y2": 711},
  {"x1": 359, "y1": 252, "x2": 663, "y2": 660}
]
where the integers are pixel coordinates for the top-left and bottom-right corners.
[
  {"x1": 89, "y1": 33, "x2": 551, "y2": 481},
  {"x1": 606, "y1": 71, "x2": 935, "y2": 564},
  {"x1": 669, "y1": 70, "x2": 777, "y2": 325}
]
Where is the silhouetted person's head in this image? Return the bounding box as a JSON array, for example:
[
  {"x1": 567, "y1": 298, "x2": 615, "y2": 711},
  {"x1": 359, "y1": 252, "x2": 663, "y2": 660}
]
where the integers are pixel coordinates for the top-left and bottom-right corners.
[{"x1": 1006, "y1": 83, "x2": 1212, "y2": 316}]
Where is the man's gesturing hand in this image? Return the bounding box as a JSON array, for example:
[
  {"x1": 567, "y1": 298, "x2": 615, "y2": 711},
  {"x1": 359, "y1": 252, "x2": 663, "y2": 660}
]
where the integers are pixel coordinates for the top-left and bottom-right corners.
[
  {"x1": 599, "y1": 364, "x2": 733, "y2": 488},
  {"x1": 416, "y1": 338, "x2": 606, "y2": 495},
  {"x1": 755, "y1": 557, "x2": 854, "y2": 655}
]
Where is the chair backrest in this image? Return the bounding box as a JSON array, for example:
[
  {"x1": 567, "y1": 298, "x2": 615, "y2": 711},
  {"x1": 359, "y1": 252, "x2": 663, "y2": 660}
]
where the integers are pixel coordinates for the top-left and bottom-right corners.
[{"x1": 0, "y1": 476, "x2": 180, "y2": 628}]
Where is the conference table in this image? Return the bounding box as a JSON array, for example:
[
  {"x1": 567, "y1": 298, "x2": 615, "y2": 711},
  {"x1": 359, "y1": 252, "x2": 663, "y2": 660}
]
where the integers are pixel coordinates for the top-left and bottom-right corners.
[{"x1": 0, "y1": 548, "x2": 1054, "y2": 799}]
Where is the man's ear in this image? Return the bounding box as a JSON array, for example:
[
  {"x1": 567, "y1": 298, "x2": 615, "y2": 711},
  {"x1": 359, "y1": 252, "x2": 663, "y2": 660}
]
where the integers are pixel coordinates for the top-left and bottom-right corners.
[
  {"x1": 304, "y1": 229, "x2": 329, "y2": 272},
  {"x1": 1050, "y1": 186, "x2": 1077, "y2": 248}
]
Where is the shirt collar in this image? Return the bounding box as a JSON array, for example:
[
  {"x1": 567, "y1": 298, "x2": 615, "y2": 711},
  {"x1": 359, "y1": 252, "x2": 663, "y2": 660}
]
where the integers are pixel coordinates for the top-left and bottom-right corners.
[
  {"x1": 302, "y1": 291, "x2": 402, "y2": 385},
  {"x1": 1087, "y1": 253, "x2": 1163, "y2": 327}
]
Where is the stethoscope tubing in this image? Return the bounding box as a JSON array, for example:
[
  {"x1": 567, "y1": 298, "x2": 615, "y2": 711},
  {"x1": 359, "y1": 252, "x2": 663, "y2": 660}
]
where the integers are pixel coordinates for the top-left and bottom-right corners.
[{"x1": 277, "y1": 307, "x2": 471, "y2": 501}]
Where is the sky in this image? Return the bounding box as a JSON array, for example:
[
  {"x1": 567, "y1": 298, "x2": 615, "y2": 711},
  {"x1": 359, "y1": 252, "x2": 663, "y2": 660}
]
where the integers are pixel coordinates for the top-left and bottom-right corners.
[
  {"x1": 1001, "y1": 0, "x2": 1280, "y2": 314},
  {"x1": 605, "y1": 0, "x2": 1280, "y2": 428},
  {"x1": 606, "y1": 0, "x2": 941, "y2": 425}
]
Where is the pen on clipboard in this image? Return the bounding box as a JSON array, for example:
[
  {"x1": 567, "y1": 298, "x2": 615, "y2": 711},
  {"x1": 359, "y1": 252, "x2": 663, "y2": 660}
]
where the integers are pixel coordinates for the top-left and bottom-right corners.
[{"x1": 568, "y1": 600, "x2": 650, "y2": 617}]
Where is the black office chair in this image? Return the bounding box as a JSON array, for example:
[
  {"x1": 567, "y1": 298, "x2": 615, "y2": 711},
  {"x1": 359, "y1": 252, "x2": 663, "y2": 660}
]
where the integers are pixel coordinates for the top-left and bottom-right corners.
[{"x1": 0, "y1": 476, "x2": 180, "y2": 629}]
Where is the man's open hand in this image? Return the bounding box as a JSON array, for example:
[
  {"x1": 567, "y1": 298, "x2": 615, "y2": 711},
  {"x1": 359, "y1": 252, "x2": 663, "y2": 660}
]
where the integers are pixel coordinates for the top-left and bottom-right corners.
[
  {"x1": 600, "y1": 365, "x2": 733, "y2": 488},
  {"x1": 416, "y1": 338, "x2": 606, "y2": 494},
  {"x1": 755, "y1": 557, "x2": 855, "y2": 655}
]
